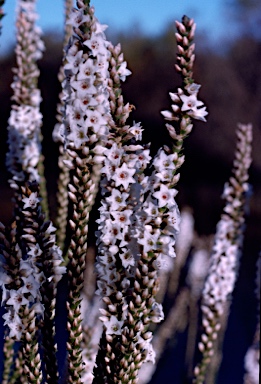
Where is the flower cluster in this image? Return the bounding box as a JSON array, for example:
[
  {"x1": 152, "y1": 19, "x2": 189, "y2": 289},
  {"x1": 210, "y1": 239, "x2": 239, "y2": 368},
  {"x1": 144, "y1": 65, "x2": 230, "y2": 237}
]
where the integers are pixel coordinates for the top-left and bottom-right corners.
[
  {"x1": 0, "y1": 186, "x2": 65, "y2": 341},
  {"x1": 6, "y1": 0, "x2": 44, "y2": 186},
  {"x1": 96, "y1": 139, "x2": 152, "y2": 317},
  {"x1": 60, "y1": 5, "x2": 111, "y2": 149},
  {"x1": 161, "y1": 83, "x2": 208, "y2": 123}
]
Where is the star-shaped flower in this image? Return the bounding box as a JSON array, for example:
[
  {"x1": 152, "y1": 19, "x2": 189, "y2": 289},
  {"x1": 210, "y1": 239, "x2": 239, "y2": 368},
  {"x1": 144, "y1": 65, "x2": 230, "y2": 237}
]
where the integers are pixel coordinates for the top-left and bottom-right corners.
[
  {"x1": 112, "y1": 162, "x2": 136, "y2": 190},
  {"x1": 153, "y1": 185, "x2": 178, "y2": 208},
  {"x1": 22, "y1": 192, "x2": 40, "y2": 209},
  {"x1": 180, "y1": 94, "x2": 204, "y2": 112}
]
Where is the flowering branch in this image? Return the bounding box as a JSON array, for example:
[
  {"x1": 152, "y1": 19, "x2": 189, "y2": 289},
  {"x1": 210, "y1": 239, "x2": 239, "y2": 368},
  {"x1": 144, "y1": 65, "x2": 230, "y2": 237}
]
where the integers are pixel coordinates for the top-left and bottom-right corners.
[
  {"x1": 53, "y1": 0, "x2": 74, "y2": 250},
  {"x1": 60, "y1": 2, "x2": 111, "y2": 381},
  {"x1": 193, "y1": 123, "x2": 253, "y2": 384}
]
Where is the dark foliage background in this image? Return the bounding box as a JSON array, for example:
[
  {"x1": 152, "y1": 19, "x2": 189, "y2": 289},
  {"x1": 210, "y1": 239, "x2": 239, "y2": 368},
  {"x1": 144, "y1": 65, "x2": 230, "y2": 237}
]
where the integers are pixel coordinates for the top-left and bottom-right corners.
[{"x1": 0, "y1": 1, "x2": 260, "y2": 382}]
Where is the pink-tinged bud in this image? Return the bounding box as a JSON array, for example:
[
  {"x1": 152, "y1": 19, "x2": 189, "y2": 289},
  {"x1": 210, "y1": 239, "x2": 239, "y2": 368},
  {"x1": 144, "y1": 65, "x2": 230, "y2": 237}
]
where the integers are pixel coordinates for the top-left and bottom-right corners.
[
  {"x1": 110, "y1": 57, "x2": 116, "y2": 67},
  {"x1": 134, "y1": 280, "x2": 141, "y2": 291},
  {"x1": 110, "y1": 67, "x2": 117, "y2": 77},
  {"x1": 63, "y1": 159, "x2": 74, "y2": 169},
  {"x1": 194, "y1": 366, "x2": 200, "y2": 376},
  {"x1": 188, "y1": 18, "x2": 195, "y2": 27},
  {"x1": 82, "y1": 146, "x2": 89, "y2": 156},
  {"x1": 171, "y1": 104, "x2": 180, "y2": 113},
  {"x1": 180, "y1": 56, "x2": 187, "y2": 67},
  {"x1": 198, "y1": 342, "x2": 205, "y2": 352},
  {"x1": 175, "y1": 64, "x2": 182, "y2": 72},
  {"x1": 103, "y1": 296, "x2": 112, "y2": 305},
  {"x1": 106, "y1": 334, "x2": 113, "y2": 343},
  {"x1": 177, "y1": 45, "x2": 185, "y2": 55},
  {"x1": 183, "y1": 36, "x2": 189, "y2": 46},
  {"x1": 114, "y1": 43, "x2": 121, "y2": 56},
  {"x1": 175, "y1": 20, "x2": 186, "y2": 34},
  {"x1": 188, "y1": 23, "x2": 196, "y2": 39},
  {"x1": 68, "y1": 192, "x2": 77, "y2": 203},
  {"x1": 118, "y1": 52, "x2": 124, "y2": 63},
  {"x1": 143, "y1": 331, "x2": 153, "y2": 340},
  {"x1": 188, "y1": 43, "x2": 195, "y2": 56},
  {"x1": 175, "y1": 32, "x2": 183, "y2": 42},
  {"x1": 69, "y1": 220, "x2": 76, "y2": 231},
  {"x1": 169, "y1": 92, "x2": 180, "y2": 103},
  {"x1": 108, "y1": 304, "x2": 117, "y2": 313}
]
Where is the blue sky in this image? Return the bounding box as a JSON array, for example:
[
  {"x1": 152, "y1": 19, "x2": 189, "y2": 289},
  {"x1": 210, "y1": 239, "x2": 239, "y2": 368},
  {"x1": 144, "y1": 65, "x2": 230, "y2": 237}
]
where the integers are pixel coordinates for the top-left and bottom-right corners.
[{"x1": 1, "y1": 0, "x2": 232, "y2": 54}]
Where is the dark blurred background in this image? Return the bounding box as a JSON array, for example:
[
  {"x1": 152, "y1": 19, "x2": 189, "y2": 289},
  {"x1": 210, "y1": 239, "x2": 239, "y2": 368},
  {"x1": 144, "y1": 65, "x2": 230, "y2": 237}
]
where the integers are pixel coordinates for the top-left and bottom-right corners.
[{"x1": 0, "y1": 0, "x2": 260, "y2": 383}]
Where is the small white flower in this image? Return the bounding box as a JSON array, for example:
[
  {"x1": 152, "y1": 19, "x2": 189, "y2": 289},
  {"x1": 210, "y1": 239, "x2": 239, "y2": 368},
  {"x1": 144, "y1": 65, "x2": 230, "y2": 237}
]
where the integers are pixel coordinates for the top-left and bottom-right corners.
[
  {"x1": 187, "y1": 106, "x2": 208, "y2": 122},
  {"x1": 67, "y1": 8, "x2": 90, "y2": 27},
  {"x1": 119, "y1": 248, "x2": 135, "y2": 269},
  {"x1": 150, "y1": 302, "x2": 164, "y2": 323},
  {"x1": 180, "y1": 94, "x2": 204, "y2": 112},
  {"x1": 111, "y1": 210, "x2": 132, "y2": 227},
  {"x1": 142, "y1": 341, "x2": 156, "y2": 364},
  {"x1": 66, "y1": 125, "x2": 88, "y2": 149},
  {"x1": 77, "y1": 59, "x2": 97, "y2": 80},
  {"x1": 22, "y1": 192, "x2": 40, "y2": 209},
  {"x1": 113, "y1": 162, "x2": 136, "y2": 190},
  {"x1": 137, "y1": 231, "x2": 159, "y2": 253},
  {"x1": 105, "y1": 189, "x2": 129, "y2": 210},
  {"x1": 104, "y1": 143, "x2": 123, "y2": 165},
  {"x1": 83, "y1": 35, "x2": 107, "y2": 57},
  {"x1": 6, "y1": 289, "x2": 29, "y2": 312},
  {"x1": 118, "y1": 61, "x2": 132, "y2": 81},
  {"x1": 129, "y1": 122, "x2": 143, "y2": 140},
  {"x1": 153, "y1": 150, "x2": 177, "y2": 172},
  {"x1": 185, "y1": 83, "x2": 201, "y2": 95},
  {"x1": 85, "y1": 110, "x2": 107, "y2": 133},
  {"x1": 20, "y1": 275, "x2": 40, "y2": 298},
  {"x1": 153, "y1": 184, "x2": 178, "y2": 208},
  {"x1": 64, "y1": 50, "x2": 83, "y2": 75},
  {"x1": 71, "y1": 78, "x2": 97, "y2": 97},
  {"x1": 104, "y1": 315, "x2": 123, "y2": 335}
]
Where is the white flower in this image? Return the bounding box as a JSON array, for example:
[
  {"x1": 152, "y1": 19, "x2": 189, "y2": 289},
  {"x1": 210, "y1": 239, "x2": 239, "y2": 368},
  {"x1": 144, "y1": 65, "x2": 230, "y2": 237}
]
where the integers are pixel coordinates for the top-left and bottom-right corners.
[
  {"x1": 180, "y1": 94, "x2": 204, "y2": 112},
  {"x1": 85, "y1": 109, "x2": 107, "y2": 133},
  {"x1": 20, "y1": 275, "x2": 40, "y2": 298},
  {"x1": 119, "y1": 248, "x2": 136, "y2": 268},
  {"x1": 129, "y1": 122, "x2": 143, "y2": 140},
  {"x1": 66, "y1": 124, "x2": 88, "y2": 148},
  {"x1": 185, "y1": 83, "x2": 201, "y2": 95},
  {"x1": 71, "y1": 78, "x2": 97, "y2": 97},
  {"x1": 3, "y1": 311, "x2": 24, "y2": 340},
  {"x1": 118, "y1": 61, "x2": 132, "y2": 81},
  {"x1": 77, "y1": 58, "x2": 97, "y2": 80},
  {"x1": 142, "y1": 341, "x2": 156, "y2": 364},
  {"x1": 64, "y1": 50, "x2": 83, "y2": 75},
  {"x1": 112, "y1": 162, "x2": 136, "y2": 190},
  {"x1": 187, "y1": 106, "x2": 208, "y2": 122},
  {"x1": 104, "y1": 143, "x2": 123, "y2": 166},
  {"x1": 104, "y1": 315, "x2": 123, "y2": 335},
  {"x1": 6, "y1": 289, "x2": 29, "y2": 312},
  {"x1": 153, "y1": 150, "x2": 177, "y2": 172},
  {"x1": 67, "y1": 8, "x2": 90, "y2": 27},
  {"x1": 22, "y1": 192, "x2": 40, "y2": 209},
  {"x1": 153, "y1": 184, "x2": 178, "y2": 208},
  {"x1": 105, "y1": 189, "x2": 129, "y2": 210},
  {"x1": 111, "y1": 210, "x2": 132, "y2": 227},
  {"x1": 150, "y1": 302, "x2": 164, "y2": 323},
  {"x1": 96, "y1": 280, "x2": 114, "y2": 297},
  {"x1": 137, "y1": 231, "x2": 159, "y2": 253},
  {"x1": 83, "y1": 35, "x2": 108, "y2": 57}
]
